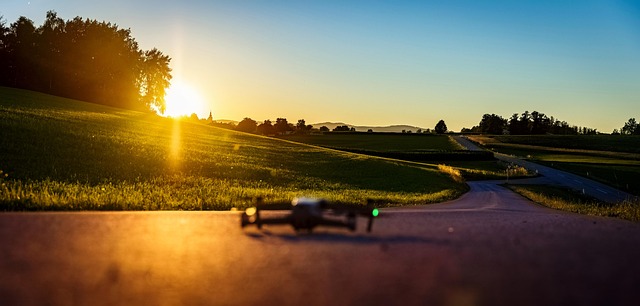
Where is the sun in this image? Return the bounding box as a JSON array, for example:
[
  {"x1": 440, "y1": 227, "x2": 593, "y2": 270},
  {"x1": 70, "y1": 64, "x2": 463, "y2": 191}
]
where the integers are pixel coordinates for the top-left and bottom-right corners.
[{"x1": 162, "y1": 79, "x2": 208, "y2": 118}]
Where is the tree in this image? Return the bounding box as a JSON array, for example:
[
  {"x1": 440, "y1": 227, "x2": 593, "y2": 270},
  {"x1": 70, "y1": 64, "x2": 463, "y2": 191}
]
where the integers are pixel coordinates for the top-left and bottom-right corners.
[
  {"x1": 296, "y1": 119, "x2": 306, "y2": 130},
  {"x1": 295, "y1": 119, "x2": 312, "y2": 134},
  {"x1": 0, "y1": 16, "x2": 8, "y2": 85},
  {"x1": 0, "y1": 11, "x2": 172, "y2": 113},
  {"x1": 478, "y1": 114, "x2": 506, "y2": 135},
  {"x1": 319, "y1": 126, "x2": 329, "y2": 132},
  {"x1": 435, "y1": 120, "x2": 447, "y2": 134},
  {"x1": 333, "y1": 125, "x2": 350, "y2": 132},
  {"x1": 236, "y1": 117, "x2": 257, "y2": 133},
  {"x1": 621, "y1": 118, "x2": 638, "y2": 135},
  {"x1": 274, "y1": 118, "x2": 291, "y2": 134},
  {"x1": 140, "y1": 48, "x2": 172, "y2": 113},
  {"x1": 257, "y1": 119, "x2": 275, "y2": 135}
]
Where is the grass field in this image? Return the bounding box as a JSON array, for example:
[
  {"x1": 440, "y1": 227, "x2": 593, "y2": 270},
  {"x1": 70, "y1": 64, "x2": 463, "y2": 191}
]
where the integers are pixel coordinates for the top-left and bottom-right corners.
[
  {"x1": 283, "y1": 134, "x2": 534, "y2": 180},
  {"x1": 279, "y1": 133, "x2": 463, "y2": 151},
  {"x1": 0, "y1": 87, "x2": 467, "y2": 210},
  {"x1": 507, "y1": 184, "x2": 640, "y2": 222},
  {"x1": 469, "y1": 135, "x2": 640, "y2": 195},
  {"x1": 490, "y1": 135, "x2": 640, "y2": 154}
]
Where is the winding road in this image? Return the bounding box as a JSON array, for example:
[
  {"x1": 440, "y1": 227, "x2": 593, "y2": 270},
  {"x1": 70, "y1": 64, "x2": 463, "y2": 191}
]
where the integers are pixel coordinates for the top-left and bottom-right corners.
[{"x1": 452, "y1": 136, "x2": 635, "y2": 203}]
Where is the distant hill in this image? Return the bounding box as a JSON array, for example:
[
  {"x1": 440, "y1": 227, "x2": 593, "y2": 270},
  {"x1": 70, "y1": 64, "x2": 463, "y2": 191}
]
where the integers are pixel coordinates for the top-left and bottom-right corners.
[
  {"x1": 312, "y1": 122, "x2": 427, "y2": 133},
  {"x1": 214, "y1": 119, "x2": 238, "y2": 125}
]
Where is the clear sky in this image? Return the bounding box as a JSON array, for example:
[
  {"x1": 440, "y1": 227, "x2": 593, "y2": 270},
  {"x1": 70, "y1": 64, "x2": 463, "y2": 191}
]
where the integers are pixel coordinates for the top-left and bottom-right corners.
[{"x1": 3, "y1": 0, "x2": 639, "y2": 132}]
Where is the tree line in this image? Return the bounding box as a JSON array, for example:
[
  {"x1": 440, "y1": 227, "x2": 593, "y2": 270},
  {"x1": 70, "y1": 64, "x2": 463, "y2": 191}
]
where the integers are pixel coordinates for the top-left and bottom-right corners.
[
  {"x1": 219, "y1": 117, "x2": 453, "y2": 136},
  {"x1": 227, "y1": 117, "x2": 317, "y2": 135},
  {"x1": 462, "y1": 111, "x2": 637, "y2": 135},
  {"x1": 0, "y1": 11, "x2": 172, "y2": 113}
]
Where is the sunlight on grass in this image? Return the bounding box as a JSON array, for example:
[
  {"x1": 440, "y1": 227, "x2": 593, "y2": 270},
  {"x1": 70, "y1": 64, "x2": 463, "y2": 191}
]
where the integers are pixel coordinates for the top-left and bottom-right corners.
[
  {"x1": 438, "y1": 165, "x2": 464, "y2": 183},
  {"x1": 170, "y1": 118, "x2": 182, "y2": 169}
]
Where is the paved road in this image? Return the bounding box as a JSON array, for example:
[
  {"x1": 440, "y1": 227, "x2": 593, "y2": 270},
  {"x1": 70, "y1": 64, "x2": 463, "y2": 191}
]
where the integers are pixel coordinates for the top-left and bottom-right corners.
[
  {"x1": 451, "y1": 136, "x2": 635, "y2": 203},
  {"x1": 2, "y1": 182, "x2": 640, "y2": 306}
]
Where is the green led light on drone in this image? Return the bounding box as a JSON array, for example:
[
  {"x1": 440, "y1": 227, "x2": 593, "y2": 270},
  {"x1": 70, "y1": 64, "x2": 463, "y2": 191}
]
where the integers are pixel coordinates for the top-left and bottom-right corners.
[{"x1": 372, "y1": 208, "x2": 379, "y2": 217}]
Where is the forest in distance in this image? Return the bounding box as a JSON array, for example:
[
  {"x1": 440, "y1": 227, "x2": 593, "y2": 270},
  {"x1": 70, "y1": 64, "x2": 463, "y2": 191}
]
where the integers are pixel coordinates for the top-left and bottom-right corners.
[
  {"x1": 0, "y1": 11, "x2": 172, "y2": 113},
  {"x1": 200, "y1": 112, "x2": 639, "y2": 138}
]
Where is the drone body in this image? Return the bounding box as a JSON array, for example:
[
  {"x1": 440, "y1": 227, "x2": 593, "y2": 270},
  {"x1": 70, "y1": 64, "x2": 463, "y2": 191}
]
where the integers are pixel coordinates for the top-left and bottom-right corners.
[{"x1": 241, "y1": 197, "x2": 379, "y2": 233}]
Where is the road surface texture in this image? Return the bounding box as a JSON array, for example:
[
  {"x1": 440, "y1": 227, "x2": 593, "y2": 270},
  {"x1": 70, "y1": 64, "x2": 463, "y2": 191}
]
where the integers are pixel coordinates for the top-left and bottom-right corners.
[
  {"x1": 1, "y1": 181, "x2": 640, "y2": 306},
  {"x1": 451, "y1": 136, "x2": 635, "y2": 203}
]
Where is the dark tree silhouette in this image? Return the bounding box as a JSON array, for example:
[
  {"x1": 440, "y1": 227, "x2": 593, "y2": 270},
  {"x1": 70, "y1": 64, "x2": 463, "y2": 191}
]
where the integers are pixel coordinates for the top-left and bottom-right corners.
[
  {"x1": 274, "y1": 118, "x2": 292, "y2": 134},
  {"x1": 0, "y1": 11, "x2": 172, "y2": 113},
  {"x1": 621, "y1": 118, "x2": 639, "y2": 135},
  {"x1": 435, "y1": 120, "x2": 447, "y2": 134},
  {"x1": 257, "y1": 119, "x2": 275, "y2": 135},
  {"x1": 333, "y1": 125, "x2": 350, "y2": 132},
  {"x1": 478, "y1": 114, "x2": 506, "y2": 135},
  {"x1": 465, "y1": 110, "x2": 596, "y2": 135},
  {"x1": 319, "y1": 126, "x2": 329, "y2": 132},
  {"x1": 236, "y1": 117, "x2": 257, "y2": 133}
]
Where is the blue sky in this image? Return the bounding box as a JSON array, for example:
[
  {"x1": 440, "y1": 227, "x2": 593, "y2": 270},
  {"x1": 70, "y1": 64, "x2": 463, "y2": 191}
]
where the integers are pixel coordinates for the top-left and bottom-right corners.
[{"x1": 2, "y1": 0, "x2": 639, "y2": 132}]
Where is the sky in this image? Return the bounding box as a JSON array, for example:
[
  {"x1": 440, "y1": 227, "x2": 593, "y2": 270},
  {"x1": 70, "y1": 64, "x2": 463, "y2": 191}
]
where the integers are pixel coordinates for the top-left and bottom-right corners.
[{"x1": 2, "y1": 0, "x2": 640, "y2": 132}]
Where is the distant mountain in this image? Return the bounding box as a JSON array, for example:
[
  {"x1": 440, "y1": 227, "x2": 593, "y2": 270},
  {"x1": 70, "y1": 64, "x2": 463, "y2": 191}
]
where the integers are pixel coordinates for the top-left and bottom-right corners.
[
  {"x1": 214, "y1": 119, "x2": 238, "y2": 125},
  {"x1": 312, "y1": 122, "x2": 426, "y2": 133}
]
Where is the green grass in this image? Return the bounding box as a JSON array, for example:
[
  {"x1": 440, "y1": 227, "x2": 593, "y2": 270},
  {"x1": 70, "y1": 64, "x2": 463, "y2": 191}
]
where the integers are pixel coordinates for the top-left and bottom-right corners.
[
  {"x1": 283, "y1": 134, "x2": 538, "y2": 181},
  {"x1": 469, "y1": 135, "x2": 640, "y2": 195},
  {"x1": 0, "y1": 86, "x2": 467, "y2": 210},
  {"x1": 279, "y1": 133, "x2": 463, "y2": 152},
  {"x1": 506, "y1": 184, "x2": 640, "y2": 222},
  {"x1": 492, "y1": 135, "x2": 640, "y2": 154}
]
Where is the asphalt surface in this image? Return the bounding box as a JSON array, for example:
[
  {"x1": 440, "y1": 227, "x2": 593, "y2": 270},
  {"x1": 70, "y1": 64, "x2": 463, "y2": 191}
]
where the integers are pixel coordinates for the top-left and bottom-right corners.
[
  {"x1": 2, "y1": 182, "x2": 640, "y2": 306},
  {"x1": 451, "y1": 136, "x2": 635, "y2": 203}
]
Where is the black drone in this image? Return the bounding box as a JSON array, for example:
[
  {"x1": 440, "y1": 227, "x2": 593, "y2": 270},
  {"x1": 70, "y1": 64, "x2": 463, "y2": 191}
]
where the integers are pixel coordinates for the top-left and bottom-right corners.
[{"x1": 241, "y1": 197, "x2": 379, "y2": 233}]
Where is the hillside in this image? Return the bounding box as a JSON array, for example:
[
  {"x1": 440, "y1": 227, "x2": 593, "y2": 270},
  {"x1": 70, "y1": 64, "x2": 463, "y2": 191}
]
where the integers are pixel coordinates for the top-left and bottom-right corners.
[{"x1": 0, "y1": 87, "x2": 465, "y2": 210}]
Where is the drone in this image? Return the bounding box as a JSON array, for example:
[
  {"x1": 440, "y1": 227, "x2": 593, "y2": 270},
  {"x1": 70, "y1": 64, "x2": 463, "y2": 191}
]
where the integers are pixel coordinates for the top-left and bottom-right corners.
[{"x1": 240, "y1": 197, "x2": 380, "y2": 233}]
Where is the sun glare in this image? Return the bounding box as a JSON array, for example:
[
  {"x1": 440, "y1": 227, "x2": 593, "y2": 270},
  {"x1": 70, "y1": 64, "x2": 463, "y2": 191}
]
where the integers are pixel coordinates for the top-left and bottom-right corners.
[{"x1": 163, "y1": 80, "x2": 207, "y2": 118}]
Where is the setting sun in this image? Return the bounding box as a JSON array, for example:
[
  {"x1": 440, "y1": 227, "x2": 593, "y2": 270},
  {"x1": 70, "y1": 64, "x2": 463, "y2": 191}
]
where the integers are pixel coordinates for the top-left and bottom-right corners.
[{"x1": 163, "y1": 80, "x2": 208, "y2": 118}]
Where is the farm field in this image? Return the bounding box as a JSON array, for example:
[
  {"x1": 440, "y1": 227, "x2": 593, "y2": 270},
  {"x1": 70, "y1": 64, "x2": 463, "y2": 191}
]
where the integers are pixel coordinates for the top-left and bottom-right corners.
[
  {"x1": 279, "y1": 133, "x2": 463, "y2": 151},
  {"x1": 283, "y1": 134, "x2": 533, "y2": 180},
  {"x1": 489, "y1": 135, "x2": 640, "y2": 154},
  {"x1": 469, "y1": 135, "x2": 640, "y2": 195},
  {"x1": 0, "y1": 87, "x2": 467, "y2": 210}
]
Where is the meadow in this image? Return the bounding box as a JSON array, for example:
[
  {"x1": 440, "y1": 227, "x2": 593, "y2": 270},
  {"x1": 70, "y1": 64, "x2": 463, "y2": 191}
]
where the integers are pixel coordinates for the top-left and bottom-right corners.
[
  {"x1": 280, "y1": 133, "x2": 463, "y2": 152},
  {"x1": 469, "y1": 135, "x2": 640, "y2": 195},
  {"x1": 0, "y1": 87, "x2": 467, "y2": 210},
  {"x1": 282, "y1": 134, "x2": 533, "y2": 180}
]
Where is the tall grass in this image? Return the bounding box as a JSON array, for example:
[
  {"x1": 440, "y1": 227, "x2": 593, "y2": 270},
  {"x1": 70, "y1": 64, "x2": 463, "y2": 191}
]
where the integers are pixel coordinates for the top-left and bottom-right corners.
[
  {"x1": 280, "y1": 133, "x2": 461, "y2": 152},
  {"x1": 507, "y1": 184, "x2": 640, "y2": 222},
  {"x1": 437, "y1": 165, "x2": 464, "y2": 183}
]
